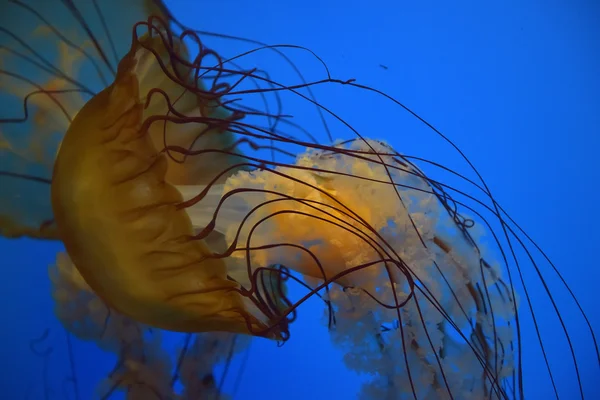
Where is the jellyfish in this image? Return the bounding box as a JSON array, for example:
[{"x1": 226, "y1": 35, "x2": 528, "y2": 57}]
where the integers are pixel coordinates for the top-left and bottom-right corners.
[
  {"x1": 1, "y1": 1, "x2": 598, "y2": 400},
  {"x1": 44, "y1": 10, "x2": 599, "y2": 400}
]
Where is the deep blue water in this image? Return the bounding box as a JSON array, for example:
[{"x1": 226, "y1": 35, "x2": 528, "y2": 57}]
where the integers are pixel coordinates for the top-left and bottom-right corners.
[{"x1": 1, "y1": 0, "x2": 599, "y2": 399}]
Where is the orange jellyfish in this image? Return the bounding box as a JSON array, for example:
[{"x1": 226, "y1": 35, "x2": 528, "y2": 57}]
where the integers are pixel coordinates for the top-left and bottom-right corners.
[
  {"x1": 2, "y1": 1, "x2": 598, "y2": 400},
  {"x1": 46, "y1": 11, "x2": 599, "y2": 398},
  {"x1": 51, "y1": 20, "x2": 283, "y2": 339}
]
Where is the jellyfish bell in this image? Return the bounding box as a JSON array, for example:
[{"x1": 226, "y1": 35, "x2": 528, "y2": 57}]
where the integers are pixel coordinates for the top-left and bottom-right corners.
[
  {"x1": 1, "y1": 2, "x2": 292, "y2": 398},
  {"x1": 51, "y1": 20, "x2": 285, "y2": 340},
  {"x1": 1, "y1": 0, "x2": 286, "y2": 338}
]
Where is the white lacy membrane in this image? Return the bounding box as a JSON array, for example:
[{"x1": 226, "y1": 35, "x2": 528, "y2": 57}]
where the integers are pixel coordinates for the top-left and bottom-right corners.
[
  {"x1": 49, "y1": 252, "x2": 245, "y2": 399},
  {"x1": 178, "y1": 139, "x2": 516, "y2": 399}
]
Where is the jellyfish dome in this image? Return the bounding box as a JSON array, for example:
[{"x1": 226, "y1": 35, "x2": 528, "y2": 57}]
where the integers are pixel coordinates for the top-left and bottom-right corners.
[{"x1": 48, "y1": 17, "x2": 288, "y2": 341}]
